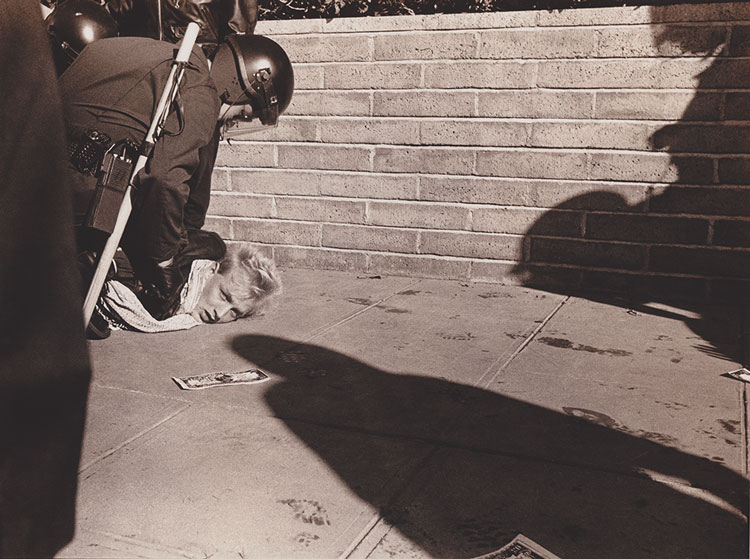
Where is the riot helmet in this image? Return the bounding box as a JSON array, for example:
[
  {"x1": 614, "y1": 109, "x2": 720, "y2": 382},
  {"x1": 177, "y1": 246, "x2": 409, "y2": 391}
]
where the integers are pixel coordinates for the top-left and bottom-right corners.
[
  {"x1": 46, "y1": 0, "x2": 118, "y2": 74},
  {"x1": 211, "y1": 34, "x2": 294, "y2": 139}
]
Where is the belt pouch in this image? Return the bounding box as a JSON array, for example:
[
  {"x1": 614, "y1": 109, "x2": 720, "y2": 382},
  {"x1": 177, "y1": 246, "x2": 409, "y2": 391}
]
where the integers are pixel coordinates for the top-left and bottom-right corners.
[{"x1": 84, "y1": 152, "x2": 133, "y2": 234}]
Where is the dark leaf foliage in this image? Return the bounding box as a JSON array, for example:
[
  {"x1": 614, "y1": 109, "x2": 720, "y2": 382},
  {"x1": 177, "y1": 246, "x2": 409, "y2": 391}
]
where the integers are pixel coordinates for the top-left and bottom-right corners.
[{"x1": 258, "y1": 0, "x2": 733, "y2": 20}]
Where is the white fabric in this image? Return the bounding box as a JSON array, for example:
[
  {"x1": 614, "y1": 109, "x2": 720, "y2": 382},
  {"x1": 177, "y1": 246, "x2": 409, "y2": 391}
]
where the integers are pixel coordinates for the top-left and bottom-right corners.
[
  {"x1": 177, "y1": 259, "x2": 217, "y2": 315},
  {"x1": 96, "y1": 259, "x2": 215, "y2": 333}
]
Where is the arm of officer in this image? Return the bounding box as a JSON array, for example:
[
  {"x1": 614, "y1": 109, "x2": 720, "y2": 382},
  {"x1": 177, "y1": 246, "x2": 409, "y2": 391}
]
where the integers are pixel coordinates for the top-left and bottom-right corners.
[
  {"x1": 227, "y1": 0, "x2": 258, "y2": 35},
  {"x1": 133, "y1": 82, "x2": 221, "y2": 296}
]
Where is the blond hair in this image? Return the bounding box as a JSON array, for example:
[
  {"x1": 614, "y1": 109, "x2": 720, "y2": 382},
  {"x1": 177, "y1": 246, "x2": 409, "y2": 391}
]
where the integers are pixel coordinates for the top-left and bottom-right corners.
[{"x1": 217, "y1": 244, "x2": 282, "y2": 317}]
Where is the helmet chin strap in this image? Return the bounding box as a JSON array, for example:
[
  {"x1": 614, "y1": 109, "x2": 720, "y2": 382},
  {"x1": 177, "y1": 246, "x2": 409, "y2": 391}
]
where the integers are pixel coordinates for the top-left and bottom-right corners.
[
  {"x1": 251, "y1": 68, "x2": 279, "y2": 126},
  {"x1": 59, "y1": 40, "x2": 80, "y2": 63}
]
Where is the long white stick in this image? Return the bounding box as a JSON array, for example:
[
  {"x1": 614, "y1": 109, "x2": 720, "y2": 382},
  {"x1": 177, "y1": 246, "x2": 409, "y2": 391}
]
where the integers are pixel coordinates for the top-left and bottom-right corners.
[{"x1": 82, "y1": 22, "x2": 201, "y2": 329}]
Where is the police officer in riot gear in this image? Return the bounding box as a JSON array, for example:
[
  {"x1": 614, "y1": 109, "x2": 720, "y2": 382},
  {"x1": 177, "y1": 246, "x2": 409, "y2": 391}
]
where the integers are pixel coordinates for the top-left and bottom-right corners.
[{"x1": 61, "y1": 34, "x2": 293, "y2": 327}]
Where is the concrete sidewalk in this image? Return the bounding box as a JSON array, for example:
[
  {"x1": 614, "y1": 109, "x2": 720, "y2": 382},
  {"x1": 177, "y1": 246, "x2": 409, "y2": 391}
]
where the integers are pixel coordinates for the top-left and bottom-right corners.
[{"x1": 59, "y1": 269, "x2": 749, "y2": 559}]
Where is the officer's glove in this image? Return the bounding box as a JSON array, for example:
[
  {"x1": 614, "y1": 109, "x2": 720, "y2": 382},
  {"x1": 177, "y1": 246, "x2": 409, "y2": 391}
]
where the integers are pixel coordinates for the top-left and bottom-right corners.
[
  {"x1": 141, "y1": 258, "x2": 186, "y2": 320},
  {"x1": 77, "y1": 250, "x2": 117, "y2": 289}
]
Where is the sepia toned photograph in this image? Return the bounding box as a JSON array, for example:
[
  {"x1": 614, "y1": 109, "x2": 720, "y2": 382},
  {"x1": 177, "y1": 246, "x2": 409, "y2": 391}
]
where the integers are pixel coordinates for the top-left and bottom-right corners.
[{"x1": 0, "y1": 0, "x2": 748, "y2": 556}]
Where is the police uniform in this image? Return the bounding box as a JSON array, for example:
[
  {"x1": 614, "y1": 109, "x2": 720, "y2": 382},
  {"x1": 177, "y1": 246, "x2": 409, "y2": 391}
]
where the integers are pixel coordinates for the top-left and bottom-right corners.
[{"x1": 60, "y1": 36, "x2": 223, "y2": 314}]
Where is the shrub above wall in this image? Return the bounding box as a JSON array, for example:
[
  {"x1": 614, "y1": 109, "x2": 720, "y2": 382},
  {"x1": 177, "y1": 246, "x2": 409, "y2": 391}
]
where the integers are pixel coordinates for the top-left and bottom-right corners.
[
  {"x1": 258, "y1": 0, "x2": 741, "y2": 21},
  {"x1": 208, "y1": 2, "x2": 750, "y2": 302}
]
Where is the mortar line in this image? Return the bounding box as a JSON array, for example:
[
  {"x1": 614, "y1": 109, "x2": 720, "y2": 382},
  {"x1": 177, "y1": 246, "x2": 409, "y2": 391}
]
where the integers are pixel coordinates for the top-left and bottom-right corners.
[
  {"x1": 78, "y1": 404, "x2": 192, "y2": 474},
  {"x1": 278, "y1": 114, "x2": 750, "y2": 126},
  {"x1": 216, "y1": 206, "x2": 750, "y2": 222},
  {"x1": 475, "y1": 295, "x2": 570, "y2": 389}
]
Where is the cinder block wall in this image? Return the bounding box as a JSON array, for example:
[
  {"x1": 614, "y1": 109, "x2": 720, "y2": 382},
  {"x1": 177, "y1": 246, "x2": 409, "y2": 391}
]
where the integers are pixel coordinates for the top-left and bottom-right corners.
[{"x1": 207, "y1": 2, "x2": 750, "y2": 302}]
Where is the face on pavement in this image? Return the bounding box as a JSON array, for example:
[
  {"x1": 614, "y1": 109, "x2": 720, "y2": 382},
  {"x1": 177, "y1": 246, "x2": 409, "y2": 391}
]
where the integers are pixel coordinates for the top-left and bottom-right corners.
[{"x1": 190, "y1": 269, "x2": 251, "y2": 324}]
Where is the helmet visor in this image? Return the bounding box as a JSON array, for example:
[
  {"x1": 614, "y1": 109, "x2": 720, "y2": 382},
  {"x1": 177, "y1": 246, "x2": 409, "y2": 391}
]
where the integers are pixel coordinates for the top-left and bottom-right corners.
[{"x1": 219, "y1": 105, "x2": 277, "y2": 141}]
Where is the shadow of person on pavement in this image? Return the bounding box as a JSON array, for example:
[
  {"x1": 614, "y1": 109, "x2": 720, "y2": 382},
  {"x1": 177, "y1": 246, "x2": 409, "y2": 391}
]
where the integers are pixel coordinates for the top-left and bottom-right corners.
[
  {"x1": 512, "y1": 4, "x2": 749, "y2": 365},
  {"x1": 233, "y1": 334, "x2": 747, "y2": 559}
]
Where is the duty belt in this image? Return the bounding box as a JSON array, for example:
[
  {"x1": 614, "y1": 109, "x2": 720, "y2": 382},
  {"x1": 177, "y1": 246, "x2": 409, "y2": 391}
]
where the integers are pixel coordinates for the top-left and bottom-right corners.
[
  {"x1": 68, "y1": 128, "x2": 138, "y2": 234},
  {"x1": 68, "y1": 128, "x2": 113, "y2": 176}
]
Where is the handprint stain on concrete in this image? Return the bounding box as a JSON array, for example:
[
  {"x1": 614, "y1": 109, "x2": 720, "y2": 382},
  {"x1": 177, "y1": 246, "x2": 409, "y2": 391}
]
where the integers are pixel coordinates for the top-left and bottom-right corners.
[{"x1": 279, "y1": 499, "x2": 331, "y2": 526}]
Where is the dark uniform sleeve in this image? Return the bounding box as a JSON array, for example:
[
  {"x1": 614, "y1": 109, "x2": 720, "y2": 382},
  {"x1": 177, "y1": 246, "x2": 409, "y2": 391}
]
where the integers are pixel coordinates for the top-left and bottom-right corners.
[
  {"x1": 129, "y1": 81, "x2": 220, "y2": 268},
  {"x1": 110, "y1": 0, "x2": 258, "y2": 46},
  {"x1": 227, "y1": 0, "x2": 258, "y2": 35}
]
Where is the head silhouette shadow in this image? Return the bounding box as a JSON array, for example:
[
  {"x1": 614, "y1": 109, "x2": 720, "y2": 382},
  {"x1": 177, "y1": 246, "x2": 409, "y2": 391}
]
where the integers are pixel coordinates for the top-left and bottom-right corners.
[
  {"x1": 233, "y1": 334, "x2": 747, "y2": 558},
  {"x1": 513, "y1": 4, "x2": 747, "y2": 365}
]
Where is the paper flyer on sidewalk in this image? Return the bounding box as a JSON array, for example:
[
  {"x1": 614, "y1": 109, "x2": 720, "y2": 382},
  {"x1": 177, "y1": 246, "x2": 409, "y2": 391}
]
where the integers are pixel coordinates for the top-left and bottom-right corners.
[
  {"x1": 723, "y1": 367, "x2": 750, "y2": 384},
  {"x1": 472, "y1": 534, "x2": 563, "y2": 559},
  {"x1": 172, "y1": 368, "x2": 270, "y2": 390}
]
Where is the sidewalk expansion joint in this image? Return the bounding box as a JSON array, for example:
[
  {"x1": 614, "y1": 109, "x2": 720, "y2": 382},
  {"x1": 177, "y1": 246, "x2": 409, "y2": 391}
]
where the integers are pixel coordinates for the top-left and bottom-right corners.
[
  {"x1": 72, "y1": 527, "x2": 197, "y2": 559},
  {"x1": 78, "y1": 402, "x2": 191, "y2": 474},
  {"x1": 338, "y1": 446, "x2": 439, "y2": 559},
  {"x1": 475, "y1": 295, "x2": 571, "y2": 390},
  {"x1": 299, "y1": 278, "x2": 424, "y2": 347},
  {"x1": 90, "y1": 380, "x2": 193, "y2": 403}
]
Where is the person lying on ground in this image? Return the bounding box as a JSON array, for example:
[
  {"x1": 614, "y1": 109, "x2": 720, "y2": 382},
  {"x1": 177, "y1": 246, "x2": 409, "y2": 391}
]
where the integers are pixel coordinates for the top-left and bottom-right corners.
[{"x1": 94, "y1": 242, "x2": 281, "y2": 334}]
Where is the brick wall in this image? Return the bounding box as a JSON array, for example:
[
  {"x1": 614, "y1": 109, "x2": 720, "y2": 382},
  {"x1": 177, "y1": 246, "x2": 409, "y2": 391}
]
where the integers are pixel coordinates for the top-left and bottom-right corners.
[{"x1": 207, "y1": 2, "x2": 750, "y2": 302}]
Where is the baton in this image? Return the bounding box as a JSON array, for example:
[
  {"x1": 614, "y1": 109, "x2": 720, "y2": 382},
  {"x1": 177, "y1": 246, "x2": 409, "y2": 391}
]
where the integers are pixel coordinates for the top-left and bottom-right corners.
[{"x1": 82, "y1": 22, "x2": 201, "y2": 329}]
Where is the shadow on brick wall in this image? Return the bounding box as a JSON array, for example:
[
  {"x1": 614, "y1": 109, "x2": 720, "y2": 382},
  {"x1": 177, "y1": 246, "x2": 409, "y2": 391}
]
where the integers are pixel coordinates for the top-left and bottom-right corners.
[{"x1": 512, "y1": 4, "x2": 750, "y2": 364}]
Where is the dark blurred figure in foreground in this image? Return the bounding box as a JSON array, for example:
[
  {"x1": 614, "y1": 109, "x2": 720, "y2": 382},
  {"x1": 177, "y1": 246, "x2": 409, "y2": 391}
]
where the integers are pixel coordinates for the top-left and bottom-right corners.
[{"x1": 0, "y1": 0, "x2": 91, "y2": 556}]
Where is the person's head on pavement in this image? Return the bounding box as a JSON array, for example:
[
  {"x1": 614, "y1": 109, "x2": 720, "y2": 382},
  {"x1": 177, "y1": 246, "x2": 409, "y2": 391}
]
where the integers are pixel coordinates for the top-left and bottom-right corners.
[{"x1": 189, "y1": 244, "x2": 281, "y2": 324}]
